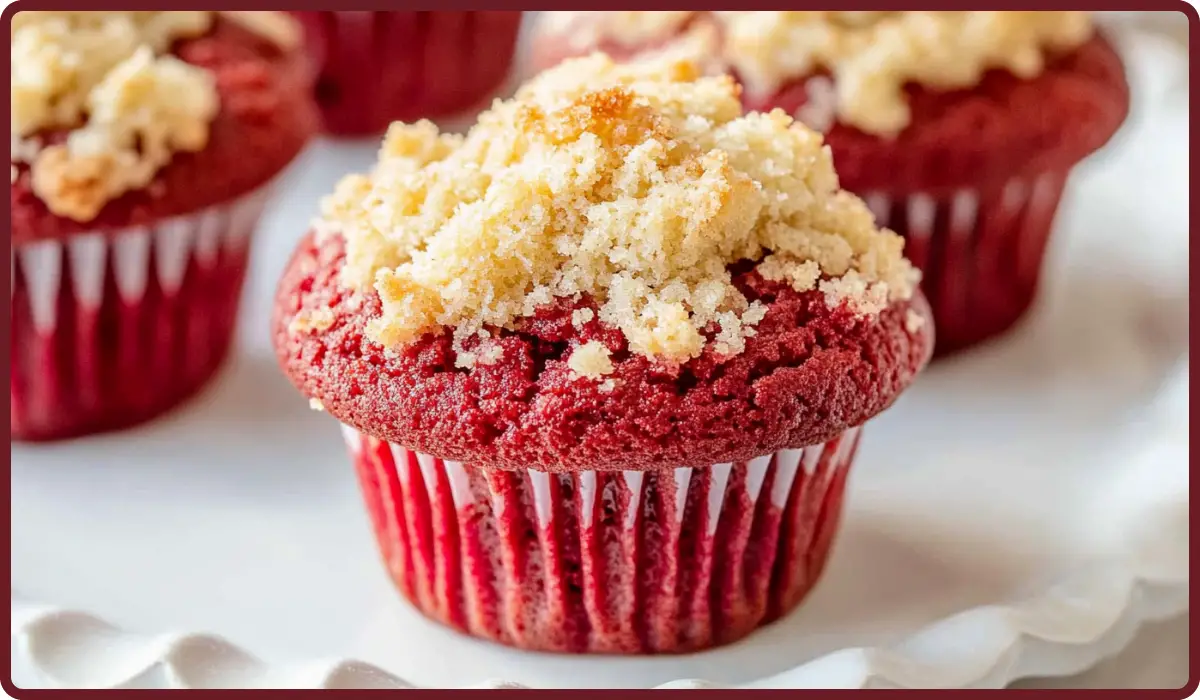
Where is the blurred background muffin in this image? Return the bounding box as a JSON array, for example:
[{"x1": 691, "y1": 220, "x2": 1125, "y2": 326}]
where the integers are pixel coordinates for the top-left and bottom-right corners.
[
  {"x1": 290, "y1": 11, "x2": 523, "y2": 136},
  {"x1": 10, "y1": 11, "x2": 317, "y2": 441},
  {"x1": 532, "y1": 11, "x2": 1130, "y2": 356}
]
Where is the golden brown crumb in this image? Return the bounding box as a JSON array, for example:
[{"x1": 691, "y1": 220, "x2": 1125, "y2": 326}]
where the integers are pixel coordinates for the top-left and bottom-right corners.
[
  {"x1": 30, "y1": 146, "x2": 117, "y2": 222},
  {"x1": 475, "y1": 342, "x2": 506, "y2": 366},
  {"x1": 538, "y1": 11, "x2": 1094, "y2": 136},
  {"x1": 12, "y1": 11, "x2": 295, "y2": 222},
  {"x1": 288, "y1": 307, "x2": 335, "y2": 334},
  {"x1": 571, "y1": 308, "x2": 595, "y2": 329},
  {"x1": 320, "y1": 54, "x2": 919, "y2": 363},
  {"x1": 820, "y1": 271, "x2": 891, "y2": 316},
  {"x1": 568, "y1": 341, "x2": 615, "y2": 379},
  {"x1": 451, "y1": 331, "x2": 506, "y2": 370},
  {"x1": 905, "y1": 309, "x2": 926, "y2": 334}
]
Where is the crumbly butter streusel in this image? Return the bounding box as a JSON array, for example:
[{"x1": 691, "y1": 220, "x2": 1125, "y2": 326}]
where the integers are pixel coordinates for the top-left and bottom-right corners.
[
  {"x1": 11, "y1": 11, "x2": 299, "y2": 222},
  {"x1": 905, "y1": 308, "x2": 926, "y2": 334},
  {"x1": 569, "y1": 341, "x2": 615, "y2": 379},
  {"x1": 540, "y1": 11, "x2": 1094, "y2": 136},
  {"x1": 317, "y1": 54, "x2": 919, "y2": 370}
]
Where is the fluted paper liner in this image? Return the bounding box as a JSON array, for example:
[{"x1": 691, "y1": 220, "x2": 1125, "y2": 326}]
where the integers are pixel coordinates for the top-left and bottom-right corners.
[
  {"x1": 10, "y1": 188, "x2": 271, "y2": 441},
  {"x1": 863, "y1": 171, "x2": 1069, "y2": 355},
  {"x1": 341, "y1": 424, "x2": 862, "y2": 654}
]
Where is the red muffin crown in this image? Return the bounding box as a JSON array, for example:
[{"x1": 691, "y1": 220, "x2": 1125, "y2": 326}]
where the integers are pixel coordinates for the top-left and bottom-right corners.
[{"x1": 273, "y1": 54, "x2": 934, "y2": 471}]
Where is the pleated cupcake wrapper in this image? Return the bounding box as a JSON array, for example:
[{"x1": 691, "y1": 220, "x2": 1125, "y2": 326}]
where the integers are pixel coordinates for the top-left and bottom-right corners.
[
  {"x1": 861, "y1": 170, "x2": 1069, "y2": 355},
  {"x1": 10, "y1": 187, "x2": 272, "y2": 441},
  {"x1": 340, "y1": 423, "x2": 862, "y2": 654},
  {"x1": 295, "y1": 11, "x2": 522, "y2": 135}
]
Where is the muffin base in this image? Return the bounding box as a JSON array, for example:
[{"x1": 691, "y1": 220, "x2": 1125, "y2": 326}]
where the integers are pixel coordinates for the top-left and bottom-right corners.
[
  {"x1": 10, "y1": 188, "x2": 271, "y2": 442},
  {"x1": 862, "y1": 171, "x2": 1068, "y2": 356},
  {"x1": 294, "y1": 11, "x2": 522, "y2": 136},
  {"x1": 340, "y1": 424, "x2": 861, "y2": 654}
]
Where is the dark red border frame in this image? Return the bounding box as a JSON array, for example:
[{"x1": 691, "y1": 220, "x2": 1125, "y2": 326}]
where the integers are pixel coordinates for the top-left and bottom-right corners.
[{"x1": 3, "y1": 2, "x2": 1194, "y2": 695}]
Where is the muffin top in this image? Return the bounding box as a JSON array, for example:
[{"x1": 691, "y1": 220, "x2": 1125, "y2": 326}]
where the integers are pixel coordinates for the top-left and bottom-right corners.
[
  {"x1": 274, "y1": 55, "x2": 933, "y2": 472},
  {"x1": 11, "y1": 11, "x2": 314, "y2": 240},
  {"x1": 539, "y1": 11, "x2": 1095, "y2": 137}
]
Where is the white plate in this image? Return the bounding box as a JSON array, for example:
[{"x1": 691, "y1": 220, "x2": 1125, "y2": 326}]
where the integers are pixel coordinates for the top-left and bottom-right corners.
[{"x1": 9, "y1": 17, "x2": 1189, "y2": 690}]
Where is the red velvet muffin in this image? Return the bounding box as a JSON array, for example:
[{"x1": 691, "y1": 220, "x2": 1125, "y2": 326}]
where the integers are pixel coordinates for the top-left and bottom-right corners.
[
  {"x1": 533, "y1": 11, "x2": 1130, "y2": 356},
  {"x1": 290, "y1": 11, "x2": 523, "y2": 136},
  {"x1": 11, "y1": 11, "x2": 318, "y2": 441},
  {"x1": 273, "y1": 56, "x2": 934, "y2": 654}
]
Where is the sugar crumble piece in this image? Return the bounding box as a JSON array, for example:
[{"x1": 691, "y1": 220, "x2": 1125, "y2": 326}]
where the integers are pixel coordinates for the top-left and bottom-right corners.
[
  {"x1": 289, "y1": 307, "x2": 335, "y2": 335},
  {"x1": 905, "y1": 308, "x2": 926, "y2": 334},
  {"x1": 568, "y1": 341, "x2": 615, "y2": 379},
  {"x1": 758, "y1": 257, "x2": 820, "y2": 293},
  {"x1": 475, "y1": 342, "x2": 506, "y2": 366},
  {"x1": 794, "y1": 76, "x2": 838, "y2": 134},
  {"x1": 819, "y1": 270, "x2": 891, "y2": 316},
  {"x1": 450, "y1": 328, "x2": 503, "y2": 370},
  {"x1": 571, "y1": 307, "x2": 595, "y2": 329},
  {"x1": 309, "y1": 398, "x2": 325, "y2": 412}
]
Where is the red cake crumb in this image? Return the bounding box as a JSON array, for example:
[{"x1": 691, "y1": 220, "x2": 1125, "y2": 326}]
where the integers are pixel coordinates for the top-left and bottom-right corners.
[
  {"x1": 11, "y1": 17, "x2": 318, "y2": 244},
  {"x1": 274, "y1": 232, "x2": 934, "y2": 472}
]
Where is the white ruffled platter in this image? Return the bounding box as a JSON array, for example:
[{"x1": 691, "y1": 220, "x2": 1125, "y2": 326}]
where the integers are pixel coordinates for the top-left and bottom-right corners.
[{"x1": 9, "y1": 14, "x2": 1190, "y2": 690}]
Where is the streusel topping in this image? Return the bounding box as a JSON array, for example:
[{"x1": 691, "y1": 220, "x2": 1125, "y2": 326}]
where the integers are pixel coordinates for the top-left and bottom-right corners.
[
  {"x1": 11, "y1": 11, "x2": 299, "y2": 222},
  {"x1": 318, "y1": 54, "x2": 918, "y2": 365},
  {"x1": 539, "y1": 11, "x2": 1094, "y2": 136}
]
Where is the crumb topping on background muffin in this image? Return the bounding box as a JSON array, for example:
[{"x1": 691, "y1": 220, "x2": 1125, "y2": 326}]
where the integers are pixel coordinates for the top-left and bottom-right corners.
[
  {"x1": 317, "y1": 54, "x2": 918, "y2": 370},
  {"x1": 11, "y1": 11, "x2": 299, "y2": 222},
  {"x1": 540, "y1": 11, "x2": 1094, "y2": 136}
]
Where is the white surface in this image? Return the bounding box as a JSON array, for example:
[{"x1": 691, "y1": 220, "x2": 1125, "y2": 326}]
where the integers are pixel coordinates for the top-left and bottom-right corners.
[
  {"x1": 1012, "y1": 613, "x2": 1189, "y2": 690},
  {"x1": 8, "y1": 614, "x2": 1189, "y2": 692},
  {"x1": 9, "y1": 16, "x2": 1190, "y2": 691}
]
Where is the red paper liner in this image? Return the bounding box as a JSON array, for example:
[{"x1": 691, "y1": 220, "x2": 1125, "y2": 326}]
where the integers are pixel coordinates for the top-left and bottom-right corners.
[
  {"x1": 861, "y1": 171, "x2": 1069, "y2": 356},
  {"x1": 10, "y1": 188, "x2": 271, "y2": 442},
  {"x1": 340, "y1": 424, "x2": 862, "y2": 654},
  {"x1": 292, "y1": 11, "x2": 523, "y2": 136}
]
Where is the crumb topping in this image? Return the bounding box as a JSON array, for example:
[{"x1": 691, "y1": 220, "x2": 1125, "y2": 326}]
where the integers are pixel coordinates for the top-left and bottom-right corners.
[
  {"x1": 289, "y1": 307, "x2": 335, "y2": 335},
  {"x1": 905, "y1": 308, "x2": 926, "y2": 334},
  {"x1": 318, "y1": 54, "x2": 918, "y2": 364},
  {"x1": 11, "y1": 11, "x2": 299, "y2": 222},
  {"x1": 568, "y1": 341, "x2": 615, "y2": 379},
  {"x1": 540, "y1": 11, "x2": 1094, "y2": 136}
]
